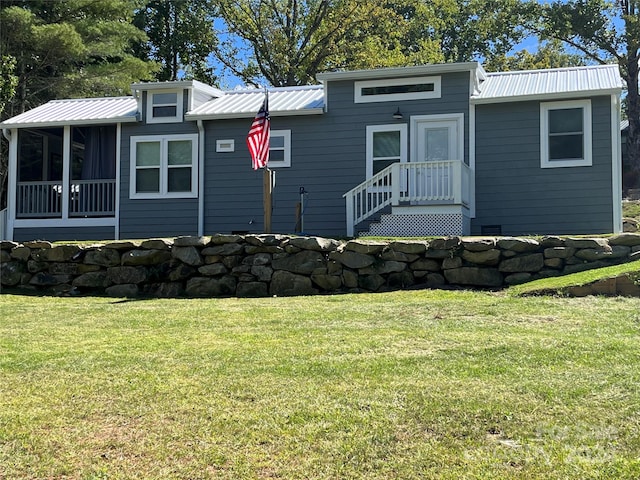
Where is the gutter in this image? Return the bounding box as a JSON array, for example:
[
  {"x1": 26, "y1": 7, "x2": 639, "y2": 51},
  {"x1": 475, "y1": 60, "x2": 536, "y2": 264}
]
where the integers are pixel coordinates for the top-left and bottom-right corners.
[
  {"x1": 197, "y1": 120, "x2": 205, "y2": 236},
  {"x1": 2, "y1": 128, "x2": 11, "y2": 141}
]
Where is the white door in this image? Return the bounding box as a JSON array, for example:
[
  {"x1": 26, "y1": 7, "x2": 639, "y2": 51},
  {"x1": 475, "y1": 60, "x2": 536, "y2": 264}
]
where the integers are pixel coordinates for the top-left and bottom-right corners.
[
  {"x1": 416, "y1": 119, "x2": 459, "y2": 162},
  {"x1": 413, "y1": 118, "x2": 461, "y2": 200}
]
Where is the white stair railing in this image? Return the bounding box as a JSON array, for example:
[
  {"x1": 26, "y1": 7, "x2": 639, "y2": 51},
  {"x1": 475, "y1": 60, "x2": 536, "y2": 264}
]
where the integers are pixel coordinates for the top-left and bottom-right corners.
[{"x1": 344, "y1": 160, "x2": 471, "y2": 236}]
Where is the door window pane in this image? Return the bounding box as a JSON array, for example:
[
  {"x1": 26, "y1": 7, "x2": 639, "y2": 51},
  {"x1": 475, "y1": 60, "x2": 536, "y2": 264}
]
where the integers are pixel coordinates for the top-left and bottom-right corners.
[
  {"x1": 373, "y1": 131, "x2": 400, "y2": 158},
  {"x1": 424, "y1": 128, "x2": 448, "y2": 161}
]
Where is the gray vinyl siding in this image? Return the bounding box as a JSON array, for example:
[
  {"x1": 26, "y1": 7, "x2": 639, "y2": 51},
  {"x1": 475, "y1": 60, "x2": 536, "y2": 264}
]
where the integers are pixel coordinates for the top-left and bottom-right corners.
[
  {"x1": 118, "y1": 119, "x2": 200, "y2": 239},
  {"x1": 472, "y1": 96, "x2": 614, "y2": 235},
  {"x1": 203, "y1": 71, "x2": 472, "y2": 237},
  {"x1": 13, "y1": 226, "x2": 115, "y2": 242}
]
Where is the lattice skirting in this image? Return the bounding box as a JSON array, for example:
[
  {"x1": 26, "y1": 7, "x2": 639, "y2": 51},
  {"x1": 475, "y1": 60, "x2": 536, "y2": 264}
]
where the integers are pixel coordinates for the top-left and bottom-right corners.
[{"x1": 366, "y1": 213, "x2": 465, "y2": 237}]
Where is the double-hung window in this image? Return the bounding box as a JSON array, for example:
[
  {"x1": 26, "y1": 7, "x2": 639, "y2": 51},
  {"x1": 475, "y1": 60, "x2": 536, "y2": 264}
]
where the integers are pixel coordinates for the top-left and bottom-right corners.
[
  {"x1": 147, "y1": 90, "x2": 183, "y2": 123},
  {"x1": 130, "y1": 134, "x2": 198, "y2": 199},
  {"x1": 540, "y1": 99, "x2": 592, "y2": 168},
  {"x1": 267, "y1": 130, "x2": 291, "y2": 168}
]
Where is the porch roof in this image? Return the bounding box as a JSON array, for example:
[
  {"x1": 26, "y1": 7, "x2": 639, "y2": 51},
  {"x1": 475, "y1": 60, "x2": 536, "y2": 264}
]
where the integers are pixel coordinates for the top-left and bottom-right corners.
[
  {"x1": 0, "y1": 96, "x2": 138, "y2": 128},
  {"x1": 186, "y1": 85, "x2": 324, "y2": 120},
  {"x1": 471, "y1": 64, "x2": 622, "y2": 104}
]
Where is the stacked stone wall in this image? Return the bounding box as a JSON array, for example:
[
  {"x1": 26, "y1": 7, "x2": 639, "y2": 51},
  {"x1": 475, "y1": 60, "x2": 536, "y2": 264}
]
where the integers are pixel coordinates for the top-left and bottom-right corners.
[{"x1": 2, "y1": 234, "x2": 640, "y2": 297}]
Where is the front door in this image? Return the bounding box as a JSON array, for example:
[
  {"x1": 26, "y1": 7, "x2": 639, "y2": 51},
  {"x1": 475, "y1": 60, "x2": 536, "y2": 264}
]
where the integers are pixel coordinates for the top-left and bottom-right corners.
[
  {"x1": 416, "y1": 119, "x2": 459, "y2": 162},
  {"x1": 411, "y1": 115, "x2": 463, "y2": 201}
]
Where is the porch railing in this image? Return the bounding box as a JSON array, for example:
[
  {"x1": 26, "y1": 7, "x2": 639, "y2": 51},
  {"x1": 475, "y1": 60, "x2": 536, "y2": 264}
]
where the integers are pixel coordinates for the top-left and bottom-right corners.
[
  {"x1": 69, "y1": 179, "x2": 116, "y2": 217},
  {"x1": 16, "y1": 180, "x2": 116, "y2": 218},
  {"x1": 343, "y1": 160, "x2": 471, "y2": 237}
]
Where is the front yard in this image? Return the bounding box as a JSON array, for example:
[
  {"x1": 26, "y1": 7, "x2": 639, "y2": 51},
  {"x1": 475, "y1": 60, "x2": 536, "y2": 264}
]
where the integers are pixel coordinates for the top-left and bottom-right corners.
[{"x1": 1, "y1": 290, "x2": 639, "y2": 479}]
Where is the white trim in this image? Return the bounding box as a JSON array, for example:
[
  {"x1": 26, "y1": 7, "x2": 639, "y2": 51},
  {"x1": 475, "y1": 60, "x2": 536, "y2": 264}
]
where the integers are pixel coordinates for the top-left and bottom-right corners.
[
  {"x1": 114, "y1": 123, "x2": 121, "y2": 240},
  {"x1": 129, "y1": 134, "x2": 199, "y2": 199},
  {"x1": 185, "y1": 108, "x2": 324, "y2": 121},
  {"x1": 317, "y1": 62, "x2": 483, "y2": 81},
  {"x1": 611, "y1": 94, "x2": 622, "y2": 232},
  {"x1": 62, "y1": 126, "x2": 71, "y2": 219},
  {"x1": 7, "y1": 128, "x2": 18, "y2": 241},
  {"x1": 365, "y1": 124, "x2": 408, "y2": 179},
  {"x1": 471, "y1": 89, "x2": 621, "y2": 105},
  {"x1": 197, "y1": 120, "x2": 205, "y2": 236},
  {"x1": 268, "y1": 130, "x2": 292, "y2": 168},
  {"x1": 0, "y1": 117, "x2": 138, "y2": 129},
  {"x1": 540, "y1": 99, "x2": 592, "y2": 168},
  {"x1": 14, "y1": 218, "x2": 116, "y2": 228},
  {"x1": 469, "y1": 104, "x2": 476, "y2": 218},
  {"x1": 410, "y1": 113, "x2": 464, "y2": 164},
  {"x1": 355, "y1": 76, "x2": 441, "y2": 103},
  {"x1": 146, "y1": 89, "x2": 184, "y2": 124}
]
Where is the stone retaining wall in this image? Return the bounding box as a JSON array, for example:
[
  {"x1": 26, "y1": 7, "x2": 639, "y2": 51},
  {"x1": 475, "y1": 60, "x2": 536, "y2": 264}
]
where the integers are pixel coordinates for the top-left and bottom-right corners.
[{"x1": 2, "y1": 234, "x2": 640, "y2": 297}]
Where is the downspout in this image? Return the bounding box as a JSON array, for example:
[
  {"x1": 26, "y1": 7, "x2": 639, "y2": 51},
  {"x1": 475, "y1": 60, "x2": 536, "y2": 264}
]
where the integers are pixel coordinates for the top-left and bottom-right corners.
[
  {"x1": 1, "y1": 128, "x2": 10, "y2": 142},
  {"x1": 3, "y1": 128, "x2": 16, "y2": 241},
  {"x1": 197, "y1": 120, "x2": 205, "y2": 237}
]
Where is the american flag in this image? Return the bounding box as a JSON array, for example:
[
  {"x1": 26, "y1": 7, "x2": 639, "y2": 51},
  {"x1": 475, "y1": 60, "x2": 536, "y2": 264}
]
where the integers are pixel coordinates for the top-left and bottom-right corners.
[{"x1": 246, "y1": 93, "x2": 270, "y2": 170}]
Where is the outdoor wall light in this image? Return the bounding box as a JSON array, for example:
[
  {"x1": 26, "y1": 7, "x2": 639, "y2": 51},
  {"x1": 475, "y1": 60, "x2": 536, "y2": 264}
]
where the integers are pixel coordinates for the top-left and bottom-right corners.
[{"x1": 392, "y1": 108, "x2": 403, "y2": 120}]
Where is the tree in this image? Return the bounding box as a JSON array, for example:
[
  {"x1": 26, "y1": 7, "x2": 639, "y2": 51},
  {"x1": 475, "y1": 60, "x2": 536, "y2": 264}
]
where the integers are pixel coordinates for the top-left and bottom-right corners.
[
  {"x1": 484, "y1": 40, "x2": 586, "y2": 72},
  {"x1": 214, "y1": 0, "x2": 530, "y2": 87},
  {"x1": 0, "y1": 0, "x2": 157, "y2": 117},
  {"x1": 133, "y1": 0, "x2": 219, "y2": 84},
  {"x1": 525, "y1": 0, "x2": 640, "y2": 189}
]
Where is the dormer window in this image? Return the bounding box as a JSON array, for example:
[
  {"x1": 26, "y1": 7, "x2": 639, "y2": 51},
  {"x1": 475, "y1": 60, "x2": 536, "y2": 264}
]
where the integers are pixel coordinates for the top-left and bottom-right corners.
[{"x1": 147, "y1": 90, "x2": 183, "y2": 123}]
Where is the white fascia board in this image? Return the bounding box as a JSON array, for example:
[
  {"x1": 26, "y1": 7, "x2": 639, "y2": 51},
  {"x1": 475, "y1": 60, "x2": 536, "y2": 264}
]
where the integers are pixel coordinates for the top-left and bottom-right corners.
[
  {"x1": 0, "y1": 117, "x2": 138, "y2": 129},
  {"x1": 185, "y1": 108, "x2": 324, "y2": 121},
  {"x1": 317, "y1": 62, "x2": 482, "y2": 82},
  {"x1": 470, "y1": 88, "x2": 622, "y2": 105}
]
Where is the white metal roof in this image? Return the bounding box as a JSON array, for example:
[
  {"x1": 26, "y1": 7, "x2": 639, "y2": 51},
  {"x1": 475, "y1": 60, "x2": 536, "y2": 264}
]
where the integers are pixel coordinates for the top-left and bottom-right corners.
[
  {"x1": 186, "y1": 85, "x2": 324, "y2": 120},
  {"x1": 471, "y1": 64, "x2": 622, "y2": 104},
  {"x1": 130, "y1": 79, "x2": 224, "y2": 98},
  {"x1": 0, "y1": 96, "x2": 138, "y2": 128},
  {"x1": 317, "y1": 62, "x2": 486, "y2": 82}
]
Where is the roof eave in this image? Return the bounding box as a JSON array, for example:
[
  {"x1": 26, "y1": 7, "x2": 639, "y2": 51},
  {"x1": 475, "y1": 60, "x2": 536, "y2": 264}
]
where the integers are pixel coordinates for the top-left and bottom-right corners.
[
  {"x1": 185, "y1": 108, "x2": 325, "y2": 121},
  {"x1": 470, "y1": 88, "x2": 622, "y2": 105},
  {"x1": 0, "y1": 116, "x2": 139, "y2": 129},
  {"x1": 317, "y1": 62, "x2": 481, "y2": 82}
]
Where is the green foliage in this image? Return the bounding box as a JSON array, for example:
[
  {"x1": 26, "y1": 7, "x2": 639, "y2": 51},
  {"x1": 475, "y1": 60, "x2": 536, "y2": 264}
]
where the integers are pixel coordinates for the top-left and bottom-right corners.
[
  {"x1": 133, "y1": 0, "x2": 218, "y2": 84},
  {"x1": 485, "y1": 40, "x2": 586, "y2": 72},
  {"x1": 215, "y1": 0, "x2": 530, "y2": 87},
  {"x1": 525, "y1": 0, "x2": 640, "y2": 185},
  {"x1": 0, "y1": 0, "x2": 157, "y2": 117}
]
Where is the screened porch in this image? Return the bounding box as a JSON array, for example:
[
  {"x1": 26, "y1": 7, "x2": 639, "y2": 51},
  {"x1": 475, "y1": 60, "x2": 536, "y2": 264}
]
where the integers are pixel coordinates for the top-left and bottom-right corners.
[{"x1": 16, "y1": 125, "x2": 117, "y2": 219}]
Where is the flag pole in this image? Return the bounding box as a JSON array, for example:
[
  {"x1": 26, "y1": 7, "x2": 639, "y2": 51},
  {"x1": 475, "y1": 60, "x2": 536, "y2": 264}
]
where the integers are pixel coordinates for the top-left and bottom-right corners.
[{"x1": 263, "y1": 166, "x2": 272, "y2": 233}]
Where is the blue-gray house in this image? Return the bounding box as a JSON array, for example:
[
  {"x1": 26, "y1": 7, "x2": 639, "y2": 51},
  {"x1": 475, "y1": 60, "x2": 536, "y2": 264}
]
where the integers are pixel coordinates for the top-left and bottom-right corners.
[{"x1": 0, "y1": 62, "x2": 623, "y2": 242}]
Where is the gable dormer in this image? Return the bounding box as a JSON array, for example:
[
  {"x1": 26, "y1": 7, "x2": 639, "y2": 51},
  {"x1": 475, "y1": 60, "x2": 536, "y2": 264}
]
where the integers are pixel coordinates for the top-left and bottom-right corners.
[{"x1": 131, "y1": 80, "x2": 224, "y2": 124}]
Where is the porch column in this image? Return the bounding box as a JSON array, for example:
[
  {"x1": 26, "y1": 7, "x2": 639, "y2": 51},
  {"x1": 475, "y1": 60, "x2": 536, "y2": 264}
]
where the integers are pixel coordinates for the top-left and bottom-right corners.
[
  {"x1": 61, "y1": 125, "x2": 71, "y2": 220},
  {"x1": 6, "y1": 128, "x2": 18, "y2": 240}
]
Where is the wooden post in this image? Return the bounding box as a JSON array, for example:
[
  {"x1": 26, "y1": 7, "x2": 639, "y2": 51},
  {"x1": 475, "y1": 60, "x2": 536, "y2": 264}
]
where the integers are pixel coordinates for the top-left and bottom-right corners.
[{"x1": 263, "y1": 168, "x2": 273, "y2": 233}]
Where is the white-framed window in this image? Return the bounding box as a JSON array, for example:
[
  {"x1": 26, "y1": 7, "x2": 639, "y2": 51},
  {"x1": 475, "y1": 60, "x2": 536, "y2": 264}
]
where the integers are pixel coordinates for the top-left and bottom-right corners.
[
  {"x1": 366, "y1": 124, "x2": 408, "y2": 178},
  {"x1": 268, "y1": 130, "x2": 291, "y2": 168},
  {"x1": 146, "y1": 90, "x2": 183, "y2": 124},
  {"x1": 355, "y1": 76, "x2": 441, "y2": 103},
  {"x1": 130, "y1": 134, "x2": 198, "y2": 199},
  {"x1": 540, "y1": 99, "x2": 592, "y2": 168}
]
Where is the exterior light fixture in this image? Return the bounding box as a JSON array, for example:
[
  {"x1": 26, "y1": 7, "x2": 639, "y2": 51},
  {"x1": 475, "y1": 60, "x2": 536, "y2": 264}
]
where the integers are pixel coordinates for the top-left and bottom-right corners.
[{"x1": 392, "y1": 108, "x2": 403, "y2": 120}]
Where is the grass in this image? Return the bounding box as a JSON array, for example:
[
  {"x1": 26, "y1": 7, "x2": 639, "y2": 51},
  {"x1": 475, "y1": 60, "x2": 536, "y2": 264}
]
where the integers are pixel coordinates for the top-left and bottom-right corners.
[
  {"x1": 508, "y1": 259, "x2": 640, "y2": 297},
  {"x1": 1, "y1": 291, "x2": 640, "y2": 479},
  {"x1": 623, "y1": 200, "x2": 640, "y2": 220}
]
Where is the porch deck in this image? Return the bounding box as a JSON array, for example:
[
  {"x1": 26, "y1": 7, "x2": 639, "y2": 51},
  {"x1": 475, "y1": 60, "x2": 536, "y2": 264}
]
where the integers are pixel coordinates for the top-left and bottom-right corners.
[{"x1": 344, "y1": 160, "x2": 471, "y2": 236}]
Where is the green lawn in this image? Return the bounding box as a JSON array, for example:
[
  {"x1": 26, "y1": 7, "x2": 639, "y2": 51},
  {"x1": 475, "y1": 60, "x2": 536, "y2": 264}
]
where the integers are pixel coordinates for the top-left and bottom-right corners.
[{"x1": 1, "y1": 290, "x2": 639, "y2": 479}]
